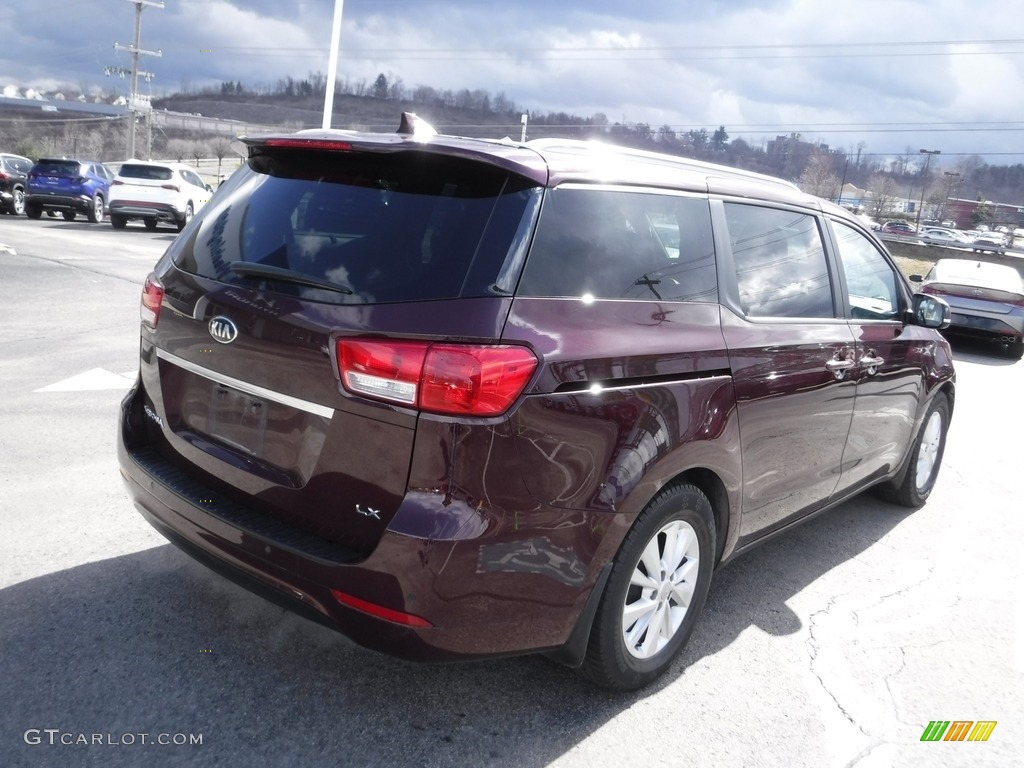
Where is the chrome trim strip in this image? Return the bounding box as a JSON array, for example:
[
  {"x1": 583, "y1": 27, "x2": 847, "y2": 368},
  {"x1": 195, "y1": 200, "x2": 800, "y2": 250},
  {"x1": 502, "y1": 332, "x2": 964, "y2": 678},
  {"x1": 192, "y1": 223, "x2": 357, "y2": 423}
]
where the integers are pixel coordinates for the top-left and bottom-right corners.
[{"x1": 156, "y1": 349, "x2": 335, "y2": 419}]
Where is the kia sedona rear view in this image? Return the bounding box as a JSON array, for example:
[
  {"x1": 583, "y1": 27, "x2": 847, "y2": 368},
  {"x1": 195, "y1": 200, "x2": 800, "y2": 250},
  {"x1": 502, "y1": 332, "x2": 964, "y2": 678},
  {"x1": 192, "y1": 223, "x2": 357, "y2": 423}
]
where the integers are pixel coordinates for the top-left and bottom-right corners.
[{"x1": 118, "y1": 127, "x2": 559, "y2": 662}]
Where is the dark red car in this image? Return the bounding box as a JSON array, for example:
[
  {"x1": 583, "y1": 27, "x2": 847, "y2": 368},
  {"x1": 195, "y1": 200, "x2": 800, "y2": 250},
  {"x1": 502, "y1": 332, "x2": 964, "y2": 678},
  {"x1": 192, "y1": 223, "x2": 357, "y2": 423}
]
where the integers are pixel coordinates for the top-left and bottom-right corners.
[
  {"x1": 118, "y1": 117, "x2": 956, "y2": 690},
  {"x1": 880, "y1": 221, "x2": 917, "y2": 235}
]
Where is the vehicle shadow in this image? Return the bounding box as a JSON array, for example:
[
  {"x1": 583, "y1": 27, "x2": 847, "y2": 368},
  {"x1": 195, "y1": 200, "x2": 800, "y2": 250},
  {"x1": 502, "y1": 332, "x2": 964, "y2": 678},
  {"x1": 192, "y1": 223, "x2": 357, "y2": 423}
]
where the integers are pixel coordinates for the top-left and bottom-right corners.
[
  {"x1": 0, "y1": 492, "x2": 912, "y2": 767},
  {"x1": 38, "y1": 221, "x2": 180, "y2": 241}
]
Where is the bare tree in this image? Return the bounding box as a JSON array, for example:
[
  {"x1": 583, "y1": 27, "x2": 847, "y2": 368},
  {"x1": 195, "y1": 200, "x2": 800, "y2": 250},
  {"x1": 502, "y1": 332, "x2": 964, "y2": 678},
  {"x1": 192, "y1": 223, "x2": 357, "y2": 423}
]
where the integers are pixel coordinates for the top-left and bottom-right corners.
[
  {"x1": 867, "y1": 173, "x2": 899, "y2": 219},
  {"x1": 798, "y1": 151, "x2": 841, "y2": 199},
  {"x1": 165, "y1": 139, "x2": 191, "y2": 162},
  {"x1": 191, "y1": 140, "x2": 209, "y2": 167},
  {"x1": 210, "y1": 136, "x2": 233, "y2": 181}
]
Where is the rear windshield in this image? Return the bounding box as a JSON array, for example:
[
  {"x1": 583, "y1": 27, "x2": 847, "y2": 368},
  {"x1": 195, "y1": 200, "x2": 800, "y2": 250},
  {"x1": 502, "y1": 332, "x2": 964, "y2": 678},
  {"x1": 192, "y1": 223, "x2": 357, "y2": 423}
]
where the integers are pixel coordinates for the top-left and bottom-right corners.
[
  {"x1": 119, "y1": 164, "x2": 174, "y2": 181},
  {"x1": 174, "y1": 149, "x2": 541, "y2": 305},
  {"x1": 33, "y1": 160, "x2": 81, "y2": 175}
]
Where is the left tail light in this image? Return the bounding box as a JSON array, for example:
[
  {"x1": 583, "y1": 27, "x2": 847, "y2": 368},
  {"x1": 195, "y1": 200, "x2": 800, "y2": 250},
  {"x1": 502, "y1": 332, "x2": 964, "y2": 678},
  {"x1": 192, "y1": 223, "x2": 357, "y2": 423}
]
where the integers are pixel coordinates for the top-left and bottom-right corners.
[
  {"x1": 337, "y1": 339, "x2": 538, "y2": 417},
  {"x1": 140, "y1": 274, "x2": 164, "y2": 328}
]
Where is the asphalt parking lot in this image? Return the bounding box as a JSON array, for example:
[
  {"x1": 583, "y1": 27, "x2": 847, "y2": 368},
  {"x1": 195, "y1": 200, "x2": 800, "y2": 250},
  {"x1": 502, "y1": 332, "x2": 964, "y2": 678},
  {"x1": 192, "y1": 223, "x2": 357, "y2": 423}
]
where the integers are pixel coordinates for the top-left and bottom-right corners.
[{"x1": 0, "y1": 215, "x2": 1021, "y2": 768}]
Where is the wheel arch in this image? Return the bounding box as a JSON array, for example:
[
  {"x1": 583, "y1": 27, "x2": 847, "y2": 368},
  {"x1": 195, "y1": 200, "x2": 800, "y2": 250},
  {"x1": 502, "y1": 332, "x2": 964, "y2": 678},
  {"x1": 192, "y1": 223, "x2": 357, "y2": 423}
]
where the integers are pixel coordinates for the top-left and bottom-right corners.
[
  {"x1": 673, "y1": 467, "x2": 731, "y2": 565},
  {"x1": 548, "y1": 469, "x2": 729, "y2": 672}
]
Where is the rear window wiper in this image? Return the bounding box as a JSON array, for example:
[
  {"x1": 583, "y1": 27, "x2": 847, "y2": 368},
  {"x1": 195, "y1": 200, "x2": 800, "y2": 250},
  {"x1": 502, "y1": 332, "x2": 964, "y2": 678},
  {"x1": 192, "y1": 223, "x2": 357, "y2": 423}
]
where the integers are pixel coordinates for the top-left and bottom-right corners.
[{"x1": 228, "y1": 262, "x2": 353, "y2": 295}]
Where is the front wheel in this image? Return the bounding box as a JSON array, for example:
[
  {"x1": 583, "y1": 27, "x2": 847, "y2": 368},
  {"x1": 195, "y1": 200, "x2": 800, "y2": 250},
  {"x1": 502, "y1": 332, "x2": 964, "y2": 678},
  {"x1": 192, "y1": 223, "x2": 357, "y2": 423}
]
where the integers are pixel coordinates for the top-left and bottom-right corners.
[
  {"x1": 581, "y1": 483, "x2": 715, "y2": 691},
  {"x1": 880, "y1": 393, "x2": 950, "y2": 508}
]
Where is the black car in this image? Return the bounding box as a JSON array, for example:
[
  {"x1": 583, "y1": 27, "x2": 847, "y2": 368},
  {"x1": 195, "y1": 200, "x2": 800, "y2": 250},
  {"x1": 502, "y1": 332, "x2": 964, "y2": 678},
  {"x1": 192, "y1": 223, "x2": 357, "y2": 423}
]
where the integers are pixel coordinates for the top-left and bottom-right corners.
[
  {"x1": 0, "y1": 153, "x2": 33, "y2": 215},
  {"x1": 25, "y1": 158, "x2": 113, "y2": 223}
]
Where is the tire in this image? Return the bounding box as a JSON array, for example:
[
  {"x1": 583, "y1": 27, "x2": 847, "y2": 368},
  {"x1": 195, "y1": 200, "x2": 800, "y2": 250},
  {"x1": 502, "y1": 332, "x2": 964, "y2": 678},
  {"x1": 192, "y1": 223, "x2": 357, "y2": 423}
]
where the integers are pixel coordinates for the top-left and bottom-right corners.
[
  {"x1": 110, "y1": 214, "x2": 128, "y2": 230},
  {"x1": 580, "y1": 483, "x2": 715, "y2": 691},
  {"x1": 143, "y1": 217, "x2": 158, "y2": 231},
  {"x1": 6, "y1": 186, "x2": 25, "y2": 215},
  {"x1": 176, "y1": 202, "x2": 193, "y2": 232},
  {"x1": 87, "y1": 193, "x2": 104, "y2": 223},
  {"x1": 61, "y1": 210, "x2": 76, "y2": 221},
  {"x1": 1007, "y1": 341, "x2": 1024, "y2": 360},
  {"x1": 879, "y1": 393, "x2": 950, "y2": 508},
  {"x1": 25, "y1": 201, "x2": 42, "y2": 219}
]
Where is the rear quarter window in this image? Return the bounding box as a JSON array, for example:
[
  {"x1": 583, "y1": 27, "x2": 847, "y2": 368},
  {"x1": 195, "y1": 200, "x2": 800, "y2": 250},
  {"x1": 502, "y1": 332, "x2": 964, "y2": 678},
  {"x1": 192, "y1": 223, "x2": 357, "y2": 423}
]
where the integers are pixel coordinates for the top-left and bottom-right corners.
[{"x1": 517, "y1": 187, "x2": 718, "y2": 302}]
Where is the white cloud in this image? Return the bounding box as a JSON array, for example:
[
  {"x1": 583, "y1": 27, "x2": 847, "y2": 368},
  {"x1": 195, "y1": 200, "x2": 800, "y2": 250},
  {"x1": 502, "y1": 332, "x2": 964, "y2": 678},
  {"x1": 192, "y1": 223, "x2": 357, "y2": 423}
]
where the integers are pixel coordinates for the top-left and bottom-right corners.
[{"x1": 1, "y1": 0, "x2": 1021, "y2": 160}]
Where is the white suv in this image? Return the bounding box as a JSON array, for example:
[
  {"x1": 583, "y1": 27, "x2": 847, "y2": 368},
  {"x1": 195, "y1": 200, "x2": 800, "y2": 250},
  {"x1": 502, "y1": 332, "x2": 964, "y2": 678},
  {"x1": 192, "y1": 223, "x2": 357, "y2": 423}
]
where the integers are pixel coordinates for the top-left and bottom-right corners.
[{"x1": 109, "y1": 161, "x2": 212, "y2": 231}]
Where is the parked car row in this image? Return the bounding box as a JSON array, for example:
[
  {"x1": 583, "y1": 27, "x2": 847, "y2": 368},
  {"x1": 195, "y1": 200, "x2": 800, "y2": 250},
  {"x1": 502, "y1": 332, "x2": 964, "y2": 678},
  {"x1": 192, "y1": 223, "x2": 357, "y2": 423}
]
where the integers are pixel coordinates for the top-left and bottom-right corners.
[
  {"x1": 0, "y1": 154, "x2": 212, "y2": 231},
  {"x1": 875, "y1": 220, "x2": 1018, "y2": 254}
]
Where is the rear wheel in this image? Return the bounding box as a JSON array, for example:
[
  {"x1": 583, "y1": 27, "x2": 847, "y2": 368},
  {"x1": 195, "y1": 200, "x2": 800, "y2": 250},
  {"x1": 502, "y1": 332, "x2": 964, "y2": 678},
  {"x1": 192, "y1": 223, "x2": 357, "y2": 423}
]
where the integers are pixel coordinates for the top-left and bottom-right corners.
[
  {"x1": 1007, "y1": 341, "x2": 1024, "y2": 360},
  {"x1": 143, "y1": 217, "x2": 158, "y2": 231},
  {"x1": 110, "y1": 214, "x2": 128, "y2": 230},
  {"x1": 581, "y1": 483, "x2": 715, "y2": 691},
  {"x1": 176, "y1": 202, "x2": 193, "y2": 232},
  {"x1": 6, "y1": 186, "x2": 25, "y2": 215},
  {"x1": 87, "y1": 193, "x2": 104, "y2": 223},
  {"x1": 880, "y1": 393, "x2": 950, "y2": 508},
  {"x1": 25, "y1": 201, "x2": 42, "y2": 219},
  {"x1": 61, "y1": 210, "x2": 76, "y2": 221}
]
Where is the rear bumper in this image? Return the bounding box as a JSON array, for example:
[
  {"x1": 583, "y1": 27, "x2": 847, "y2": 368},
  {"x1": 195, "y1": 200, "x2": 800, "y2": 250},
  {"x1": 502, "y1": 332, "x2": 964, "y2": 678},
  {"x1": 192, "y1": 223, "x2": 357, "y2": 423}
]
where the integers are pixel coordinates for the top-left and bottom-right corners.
[
  {"x1": 25, "y1": 192, "x2": 93, "y2": 212},
  {"x1": 109, "y1": 200, "x2": 181, "y2": 221},
  {"x1": 948, "y1": 311, "x2": 1024, "y2": 343},
  {"x1": 117, "y1": 380, "x2": 604, "y2": 663}
]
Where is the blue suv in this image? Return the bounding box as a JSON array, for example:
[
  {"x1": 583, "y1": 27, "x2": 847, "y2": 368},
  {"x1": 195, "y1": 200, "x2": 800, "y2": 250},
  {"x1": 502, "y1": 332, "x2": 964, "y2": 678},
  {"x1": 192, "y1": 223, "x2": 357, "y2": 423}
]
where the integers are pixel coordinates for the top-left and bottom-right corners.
[{"x1": 25, "y1": 158, "x2": 113, "y2": 223}]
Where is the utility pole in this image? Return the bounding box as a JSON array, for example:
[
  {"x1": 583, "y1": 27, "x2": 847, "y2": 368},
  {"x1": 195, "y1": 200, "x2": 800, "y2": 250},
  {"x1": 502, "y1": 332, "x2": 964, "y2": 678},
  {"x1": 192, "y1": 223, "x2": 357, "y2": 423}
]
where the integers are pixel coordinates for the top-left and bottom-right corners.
[
  {"x1": 106, "y1": 0, "x2": 163, "y2": 159},
  {"x1": 915, "y1": 149, "x2": 941, "y2": 231}
]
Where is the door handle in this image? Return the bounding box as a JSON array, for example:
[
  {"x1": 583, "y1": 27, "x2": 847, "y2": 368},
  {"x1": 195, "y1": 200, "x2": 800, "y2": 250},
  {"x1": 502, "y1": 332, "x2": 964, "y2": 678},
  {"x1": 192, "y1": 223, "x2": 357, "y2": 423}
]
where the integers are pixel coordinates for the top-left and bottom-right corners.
[
  {"x1": 860, "y1": 352, "x2": 884, "y2": 376},
  {"x1": 825, "y1": 355, "x2": 855, "y2": 380}
]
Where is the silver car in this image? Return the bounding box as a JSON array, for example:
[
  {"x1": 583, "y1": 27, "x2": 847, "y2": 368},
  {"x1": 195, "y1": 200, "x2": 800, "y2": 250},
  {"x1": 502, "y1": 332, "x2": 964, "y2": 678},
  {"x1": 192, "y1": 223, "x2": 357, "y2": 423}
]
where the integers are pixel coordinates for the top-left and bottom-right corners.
[
  {"x1": 920, "y1": 227, "x2": 970, "y2": 247},
  {"x1": 913, "y1": 258, "x2": 1024, "y2": 358},
  {"x1": 971, "y1": 232, "x2": 1008, "y2": 254}
]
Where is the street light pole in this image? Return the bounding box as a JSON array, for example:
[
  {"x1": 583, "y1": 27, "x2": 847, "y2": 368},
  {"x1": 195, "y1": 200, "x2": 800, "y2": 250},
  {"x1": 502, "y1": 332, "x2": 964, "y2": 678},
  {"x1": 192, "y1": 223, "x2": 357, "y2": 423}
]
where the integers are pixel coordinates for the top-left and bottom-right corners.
[
  {"x1": 322, "y1": 0, "x2": 345, "y2": 129},
  {"x1": 915, "y1": 149, "x2": 941, "y2": 231}
]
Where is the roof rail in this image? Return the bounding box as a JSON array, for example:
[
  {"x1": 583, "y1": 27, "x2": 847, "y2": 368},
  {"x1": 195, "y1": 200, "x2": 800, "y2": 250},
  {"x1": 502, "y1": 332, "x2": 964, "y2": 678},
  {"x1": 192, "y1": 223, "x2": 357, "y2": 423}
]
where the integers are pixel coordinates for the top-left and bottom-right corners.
[{"x1": 525, "y1": 137, "x2": 800, "y2": 191}]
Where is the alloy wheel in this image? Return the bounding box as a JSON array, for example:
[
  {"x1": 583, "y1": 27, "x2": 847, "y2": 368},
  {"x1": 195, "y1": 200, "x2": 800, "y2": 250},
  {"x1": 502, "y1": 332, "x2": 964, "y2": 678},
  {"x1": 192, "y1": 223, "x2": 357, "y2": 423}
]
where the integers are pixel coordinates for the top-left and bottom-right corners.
[{"x1": 622, "y1": 519, "x2": 700, "y2": 659}]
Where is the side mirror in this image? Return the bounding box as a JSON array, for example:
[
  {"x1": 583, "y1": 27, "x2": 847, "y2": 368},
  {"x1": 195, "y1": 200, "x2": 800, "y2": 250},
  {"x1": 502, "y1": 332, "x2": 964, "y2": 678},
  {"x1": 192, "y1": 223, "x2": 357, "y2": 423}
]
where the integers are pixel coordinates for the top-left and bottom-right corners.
[
  {"x1": 912, "y1": 294, "x2": 951, "y2": 330},
  {"x1": 205, "y1": 184, "x2": 213, "y2": 192},
  {"x1": 909, "y1": 274, "x2": 923, "y2": 283}
]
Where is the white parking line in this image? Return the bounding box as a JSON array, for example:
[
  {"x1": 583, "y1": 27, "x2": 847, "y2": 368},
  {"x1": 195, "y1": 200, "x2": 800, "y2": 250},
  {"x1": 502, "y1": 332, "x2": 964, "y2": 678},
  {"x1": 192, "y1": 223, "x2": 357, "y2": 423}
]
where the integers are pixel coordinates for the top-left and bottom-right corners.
[{"x1": 35, "y1": 368, "x2": 136, "y2": 392}]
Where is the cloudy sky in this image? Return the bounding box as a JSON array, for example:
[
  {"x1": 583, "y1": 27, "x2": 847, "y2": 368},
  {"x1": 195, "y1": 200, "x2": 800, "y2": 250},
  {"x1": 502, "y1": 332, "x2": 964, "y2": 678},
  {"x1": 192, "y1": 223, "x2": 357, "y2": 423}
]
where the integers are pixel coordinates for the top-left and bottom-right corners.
[{"x1": 2, "y1": 0, "x2": 1023, "y2": 164}]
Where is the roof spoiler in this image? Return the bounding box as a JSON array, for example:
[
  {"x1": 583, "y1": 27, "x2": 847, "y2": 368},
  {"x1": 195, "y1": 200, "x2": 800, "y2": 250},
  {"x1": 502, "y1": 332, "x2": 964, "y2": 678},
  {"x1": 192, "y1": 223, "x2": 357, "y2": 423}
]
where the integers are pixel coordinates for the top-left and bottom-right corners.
[{"x1": 396, "y1": 112, "x2": 438, "y2": 139}]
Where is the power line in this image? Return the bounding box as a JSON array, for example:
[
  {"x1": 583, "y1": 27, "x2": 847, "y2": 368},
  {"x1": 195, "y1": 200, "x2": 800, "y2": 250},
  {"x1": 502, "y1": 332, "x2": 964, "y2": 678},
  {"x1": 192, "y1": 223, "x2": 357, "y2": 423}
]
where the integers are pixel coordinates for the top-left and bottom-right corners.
[{"x1": 152, "y1": 36, "x2": 1024, "y2": 64}]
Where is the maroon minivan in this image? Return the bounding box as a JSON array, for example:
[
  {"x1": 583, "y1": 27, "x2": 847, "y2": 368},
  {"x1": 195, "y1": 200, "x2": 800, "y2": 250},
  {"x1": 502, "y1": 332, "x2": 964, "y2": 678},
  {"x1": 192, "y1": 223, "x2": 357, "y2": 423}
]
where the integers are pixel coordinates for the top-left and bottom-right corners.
[{"x1": 118, "y1": 117, "x2": 955, "y2": 690}]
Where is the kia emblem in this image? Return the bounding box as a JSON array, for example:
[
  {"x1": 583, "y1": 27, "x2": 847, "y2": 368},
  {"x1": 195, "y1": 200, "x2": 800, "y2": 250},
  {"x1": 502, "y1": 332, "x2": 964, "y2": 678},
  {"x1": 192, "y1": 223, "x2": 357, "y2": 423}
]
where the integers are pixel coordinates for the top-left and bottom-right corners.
[{"x1": 208, "y1": 316, "x2": 239, "y2": 344}]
